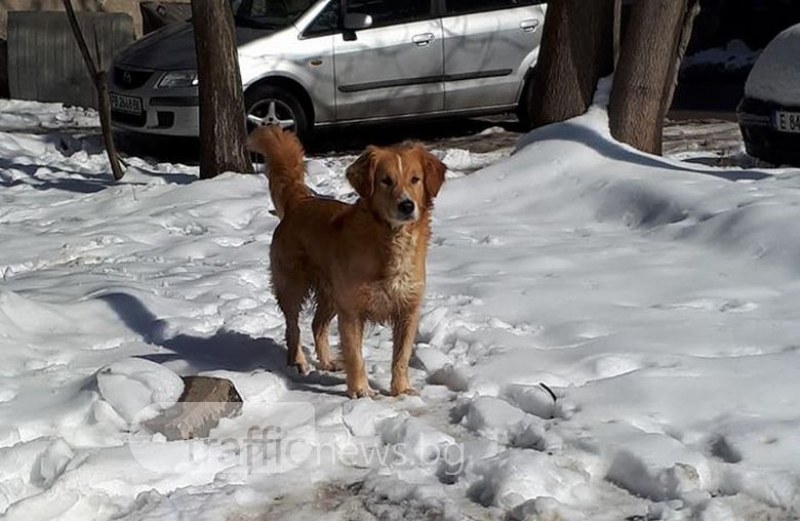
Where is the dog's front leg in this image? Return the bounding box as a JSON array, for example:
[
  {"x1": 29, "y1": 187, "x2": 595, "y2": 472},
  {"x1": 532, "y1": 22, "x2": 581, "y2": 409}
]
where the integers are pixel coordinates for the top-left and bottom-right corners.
[
  {"x1": 339, "y1": 312, "x2": 374, "y2": 398},
  {"x1": 391, "y1": 310, "x2": 421, "y2": 396}
]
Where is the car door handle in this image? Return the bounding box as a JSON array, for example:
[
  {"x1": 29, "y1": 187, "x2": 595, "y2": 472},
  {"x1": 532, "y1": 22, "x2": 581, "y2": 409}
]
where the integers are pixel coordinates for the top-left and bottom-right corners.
[
  {"x1": 412, "y1": 33, "x2": 435, "y2": 46},
  {"x1": 520, "y1": 19, "x2": 540, "y2": 33}
]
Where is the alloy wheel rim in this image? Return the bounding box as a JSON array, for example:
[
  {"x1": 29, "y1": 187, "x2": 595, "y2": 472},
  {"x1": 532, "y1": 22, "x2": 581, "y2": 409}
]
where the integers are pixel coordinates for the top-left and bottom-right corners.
[{"x1": 247, "y1": 99, "x2": 296, "y2": 129}]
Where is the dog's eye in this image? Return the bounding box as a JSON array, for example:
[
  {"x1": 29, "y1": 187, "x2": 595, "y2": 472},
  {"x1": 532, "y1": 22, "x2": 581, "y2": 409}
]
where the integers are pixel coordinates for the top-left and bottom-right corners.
[
  {"x1": 381, "y1": 177, "x2": 393, "y2": 187},
  {"x1": 411, "y1": 176, "x2": 421, "y2": 184}
]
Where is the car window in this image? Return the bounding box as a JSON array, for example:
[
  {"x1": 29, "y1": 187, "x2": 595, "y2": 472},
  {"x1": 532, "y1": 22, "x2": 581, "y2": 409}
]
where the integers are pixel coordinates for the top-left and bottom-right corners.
[
  {"x1": 305, "y1": 0, "x2": 433, "y2": 36},
  {"x1": 305, "y1": 0, "x2": 339, "y2": 35},
  {"x1": 234, "y1": 0, "x2": 316, "y2": 29},
  {"x1": 444, "y1": 0, "x2": 543, "y2": 16},
  {"x1": 348, "y1": 0, "x2": 432, "y2": 26}
]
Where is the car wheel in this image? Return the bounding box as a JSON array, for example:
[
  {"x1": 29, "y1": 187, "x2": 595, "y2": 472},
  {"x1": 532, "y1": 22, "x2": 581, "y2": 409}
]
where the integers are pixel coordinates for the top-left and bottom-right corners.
[{"x1": 245, "y1": 85, "x2": 310, "y2": 142}]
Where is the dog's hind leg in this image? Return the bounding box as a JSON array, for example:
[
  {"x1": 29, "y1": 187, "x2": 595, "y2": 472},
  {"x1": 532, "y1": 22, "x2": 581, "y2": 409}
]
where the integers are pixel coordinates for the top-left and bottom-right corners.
[
  {"x1": 312, "y1": 293, "x2": 341, "y2": 372},
  {"x1": 273, "y1": 272, "x2": 310, "y2": 374}
]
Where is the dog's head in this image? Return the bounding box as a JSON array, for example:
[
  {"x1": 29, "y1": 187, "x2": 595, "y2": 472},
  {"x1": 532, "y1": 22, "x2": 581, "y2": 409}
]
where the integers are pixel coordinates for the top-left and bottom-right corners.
[{"x1": 346, "y1": 142, "x2": 446, "y2": 226}]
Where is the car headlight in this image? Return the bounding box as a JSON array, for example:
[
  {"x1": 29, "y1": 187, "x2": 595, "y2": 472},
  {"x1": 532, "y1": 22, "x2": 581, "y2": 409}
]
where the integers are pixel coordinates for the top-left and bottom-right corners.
[{"x1": 157, "y1": 71, "x2": 199, "y2": 88}]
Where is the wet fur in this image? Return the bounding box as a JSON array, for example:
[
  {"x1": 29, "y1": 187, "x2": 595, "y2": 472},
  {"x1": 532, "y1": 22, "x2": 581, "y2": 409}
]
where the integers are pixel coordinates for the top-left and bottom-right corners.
[{"x1": 247, "y1": 126, "x2": 445, "y2": 398}]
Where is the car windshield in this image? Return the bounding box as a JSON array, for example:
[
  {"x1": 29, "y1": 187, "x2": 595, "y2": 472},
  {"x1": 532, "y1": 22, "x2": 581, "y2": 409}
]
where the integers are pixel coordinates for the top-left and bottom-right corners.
[{"x1": 231, "y1": 0, "x2": 317, "y2": 29}]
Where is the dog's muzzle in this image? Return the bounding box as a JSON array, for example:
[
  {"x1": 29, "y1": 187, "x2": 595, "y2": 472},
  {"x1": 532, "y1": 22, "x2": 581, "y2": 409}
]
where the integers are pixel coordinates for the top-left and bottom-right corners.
[{"x1": 397, "y1": 199, "x2": 416, "y2": 218}]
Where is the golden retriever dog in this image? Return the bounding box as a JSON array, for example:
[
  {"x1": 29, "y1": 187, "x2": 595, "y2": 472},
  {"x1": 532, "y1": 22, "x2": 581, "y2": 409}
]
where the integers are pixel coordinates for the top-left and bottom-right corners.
[{"x1": 247, "y1": 126, "x2": 446, "y2": 398}]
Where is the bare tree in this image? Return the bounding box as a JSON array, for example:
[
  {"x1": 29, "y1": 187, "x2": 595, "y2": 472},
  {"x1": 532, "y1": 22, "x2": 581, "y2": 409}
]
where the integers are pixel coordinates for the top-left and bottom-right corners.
[
  {"x1": 191, "y1": 0, "x2": 253, "y2": 179},
  {"x1": 613, "y1": 0, "x2": 623, "y2": 66},
  {"x1": 528, "y1": 0, "x2": 701, "y2": 157},
  {"x1": 663, "y1": 0, "x2": 702, "y2": 116},
  {"x1": 526, "y1": 0, "x2": 615, "y2": 128},
  {"x1": 62, "y1": 0, "x2": 125, "y2": 181},
  {"x1": 609, "y1": 0, "x2": 694, "y2": 155}
]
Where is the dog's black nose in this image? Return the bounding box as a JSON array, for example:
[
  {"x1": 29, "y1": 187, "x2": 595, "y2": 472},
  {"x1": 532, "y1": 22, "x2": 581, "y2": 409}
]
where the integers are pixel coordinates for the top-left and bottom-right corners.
[{"x1": 398, "y1": 200, "x2": 415, "y2": 216}]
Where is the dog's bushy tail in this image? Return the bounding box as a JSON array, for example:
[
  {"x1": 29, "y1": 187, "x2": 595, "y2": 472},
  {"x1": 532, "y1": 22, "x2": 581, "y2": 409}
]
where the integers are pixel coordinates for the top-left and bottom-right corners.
[{"x1": 247, "y1": 126, "x2": 310, "y2": 219}]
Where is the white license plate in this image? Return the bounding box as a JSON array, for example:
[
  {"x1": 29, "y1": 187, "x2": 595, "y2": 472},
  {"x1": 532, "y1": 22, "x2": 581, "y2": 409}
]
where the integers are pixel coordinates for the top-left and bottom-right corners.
[
  {"x1": 774, "y1": 111, "x2": 800, "y2": 133},
  {"x1": 110, "y1": 92, "x2": 143, "y2": 115}
]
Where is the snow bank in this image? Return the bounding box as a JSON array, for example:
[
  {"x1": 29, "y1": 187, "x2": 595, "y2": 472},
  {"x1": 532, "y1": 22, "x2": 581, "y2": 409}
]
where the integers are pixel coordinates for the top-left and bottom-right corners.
[
  {"x1": 0, "y1": 100, "x2": 98, "y2": 132},
  {"x1": 96, "y1": 358, "x2": 184, "y2": 423}
]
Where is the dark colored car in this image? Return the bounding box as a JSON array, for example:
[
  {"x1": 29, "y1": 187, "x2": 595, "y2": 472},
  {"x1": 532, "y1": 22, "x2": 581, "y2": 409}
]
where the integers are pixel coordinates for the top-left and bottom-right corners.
[{"x1": 738, "y1": 23, "x2": 800, "y2": 165}]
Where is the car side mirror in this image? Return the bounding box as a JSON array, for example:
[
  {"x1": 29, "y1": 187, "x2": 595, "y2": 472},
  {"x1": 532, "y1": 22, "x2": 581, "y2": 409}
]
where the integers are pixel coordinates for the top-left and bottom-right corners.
[
  {"x1": 342, "y1": 12, "x2": 372, "y2": 40},
  {"x1": 343, "y1": 12, "x2": 372, "y2": 31}
]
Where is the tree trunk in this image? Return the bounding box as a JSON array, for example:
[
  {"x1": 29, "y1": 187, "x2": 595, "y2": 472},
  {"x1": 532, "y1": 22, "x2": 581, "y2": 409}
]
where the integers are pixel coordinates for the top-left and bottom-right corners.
[
  {"x1": 609, "y1": 0, "x2": 689, "y2": 155},
  {"x1": 63, "y1": 0, "x2": 125, "y2": 181},
  {"x1": 662, "y1": 0, "x2": 702, "y2": 117},
  {"x1": 613, "y1": 0, "x2": 622, "y2": 67},
  {"x1": 527, "y1": 0, "x2": 614, "y2": 128},
  {"x1": 191, "y1": 0, "x2": 253, "y2": 179}
]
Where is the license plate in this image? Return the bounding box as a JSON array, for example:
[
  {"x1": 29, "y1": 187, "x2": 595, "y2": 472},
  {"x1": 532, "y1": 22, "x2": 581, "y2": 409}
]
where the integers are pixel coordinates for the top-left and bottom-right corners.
[
  {"x1": 774, "y1": 111, "x2": 800, "y2": 133},
  {"x1": 110, "y1": 92, "x2": 143, "y2": 115}
]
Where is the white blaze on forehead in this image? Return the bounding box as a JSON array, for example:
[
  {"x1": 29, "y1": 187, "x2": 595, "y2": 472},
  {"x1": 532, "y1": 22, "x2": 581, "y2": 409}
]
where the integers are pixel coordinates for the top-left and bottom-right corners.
[{"x1": 397, "y1": 154, "x2": 403, "y2": 173}]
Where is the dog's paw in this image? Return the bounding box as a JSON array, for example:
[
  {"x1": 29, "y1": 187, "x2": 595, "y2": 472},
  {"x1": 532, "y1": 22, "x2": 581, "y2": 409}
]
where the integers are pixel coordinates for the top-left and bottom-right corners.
[
  {"x1": 289, "y1": 360, "x2": 310, "y2": 375},
  {"x1": 347, "y1": 385, "x2": 376, "y2": 399},
  {"x1": 317, "y1": 359, "x2": 344, "y2": 372},
  {"x1": 390, "y1": 385, "x2": 418, "y2": 397}
]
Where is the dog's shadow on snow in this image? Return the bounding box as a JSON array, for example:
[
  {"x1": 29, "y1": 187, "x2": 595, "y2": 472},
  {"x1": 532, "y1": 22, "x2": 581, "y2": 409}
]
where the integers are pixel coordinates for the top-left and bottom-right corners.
[{"x1": 99, "y1": 292, "x2": 349, "y2": 397}]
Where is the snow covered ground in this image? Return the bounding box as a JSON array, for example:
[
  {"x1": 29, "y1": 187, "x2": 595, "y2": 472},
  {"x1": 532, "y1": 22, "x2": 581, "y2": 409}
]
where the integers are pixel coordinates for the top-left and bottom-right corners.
[
  {"x1": 0, "y1": 100, "x2": 99, "y2": 133},
  {"x1": 2, "y1": 90, "x2": 800, "y2": 520}
]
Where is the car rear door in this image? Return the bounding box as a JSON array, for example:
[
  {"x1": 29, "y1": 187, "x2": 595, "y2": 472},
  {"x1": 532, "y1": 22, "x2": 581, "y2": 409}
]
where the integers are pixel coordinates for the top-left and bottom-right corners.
[
  {"x1": 332, "y1": 0, "x2": 444, "y2": 121},
  {"x1": 441, "y1": 0, "x2": 545, "y2": 112}
]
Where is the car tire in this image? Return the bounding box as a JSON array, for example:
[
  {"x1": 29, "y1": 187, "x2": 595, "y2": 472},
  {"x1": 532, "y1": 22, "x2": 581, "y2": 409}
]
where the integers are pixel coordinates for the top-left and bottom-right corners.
[{"x1": 244, "y1": 84, "x2": 310, "y2": 143}]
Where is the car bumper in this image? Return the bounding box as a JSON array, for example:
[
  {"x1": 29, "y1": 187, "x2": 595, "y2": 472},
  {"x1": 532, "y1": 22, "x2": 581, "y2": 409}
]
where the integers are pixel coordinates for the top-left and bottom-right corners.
[
  {"x1": 108, "y1": 65, "x2": 200, "y2": 138},
  {"x1": 738, "y1": 96, "x2": 800, "y2": 166}
]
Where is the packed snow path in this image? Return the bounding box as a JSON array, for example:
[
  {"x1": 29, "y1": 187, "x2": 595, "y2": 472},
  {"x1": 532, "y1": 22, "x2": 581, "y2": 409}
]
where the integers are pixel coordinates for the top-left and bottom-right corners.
[{"x1": 1, "y1": 95, "x2": 800, "y2": 520}]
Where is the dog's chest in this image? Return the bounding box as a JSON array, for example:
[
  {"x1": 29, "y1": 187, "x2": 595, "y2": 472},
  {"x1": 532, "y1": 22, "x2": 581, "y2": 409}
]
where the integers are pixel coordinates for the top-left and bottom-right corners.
[{"x1": 363, "y1": 230, "x2": 423, "y2": 318}]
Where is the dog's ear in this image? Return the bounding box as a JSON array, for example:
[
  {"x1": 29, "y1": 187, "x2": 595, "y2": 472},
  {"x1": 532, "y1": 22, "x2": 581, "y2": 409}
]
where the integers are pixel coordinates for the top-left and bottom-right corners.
[
  {"x1": 346, "y1": 146, "x2": 379, "y2": 199},
  {"x1": 415, "y1": 144, "x2": 446, "y2": 203}
]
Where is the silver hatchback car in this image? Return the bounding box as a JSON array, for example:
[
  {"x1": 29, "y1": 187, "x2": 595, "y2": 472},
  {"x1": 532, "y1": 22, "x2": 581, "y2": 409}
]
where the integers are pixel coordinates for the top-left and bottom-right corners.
[{"x1": 109, "y1": 0, "x2": 547, "y2": 141}]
